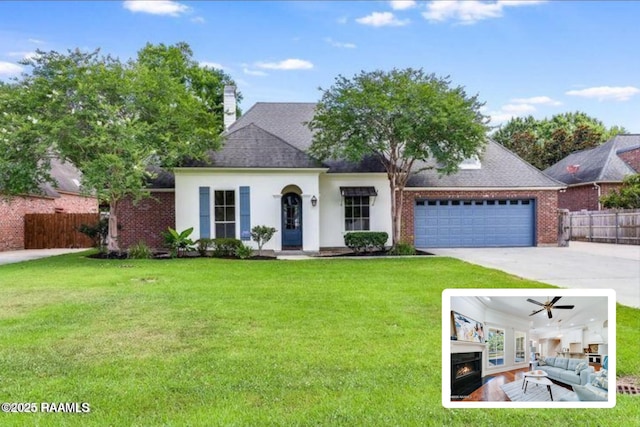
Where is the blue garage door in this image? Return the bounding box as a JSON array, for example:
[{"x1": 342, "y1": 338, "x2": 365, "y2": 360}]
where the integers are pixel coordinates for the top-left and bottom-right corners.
[{"x1": 414, "y1": 199, "x2": 535, "y2": 248}]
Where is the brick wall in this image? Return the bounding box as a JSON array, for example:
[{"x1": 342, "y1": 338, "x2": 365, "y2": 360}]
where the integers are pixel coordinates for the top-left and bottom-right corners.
[
  {"x1": 618, "y1": 147, "x2": 640, "y2": 172},
  {"x1": 559, "y1": 183, "x2": 622, "y2": 211},
  {"x1": 118, "y1": 191, "x2": 175, "y2": 250},
  {"x1": 0, "y1": 193, "x2": 98, "y2": 252},
  {"x1": 399, "y1": 189, "x2": 559, "y2": 246}
]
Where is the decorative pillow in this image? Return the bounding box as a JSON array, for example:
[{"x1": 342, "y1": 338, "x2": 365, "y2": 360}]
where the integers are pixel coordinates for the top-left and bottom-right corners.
[
  {"x1": 573, "y1": 385, "x2": 608, "y2": 401},
  {"x1": 575, "y1": 361, "x2": 588, "y2": 374},
  {"x1": 538, "y1": 358, "x2": 547, "y2": 366},
  {"x1": 591, "y1": 369, "x2": 608, "y2": 390}
]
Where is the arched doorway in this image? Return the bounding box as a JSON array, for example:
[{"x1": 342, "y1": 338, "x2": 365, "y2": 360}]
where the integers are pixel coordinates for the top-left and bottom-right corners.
[{"x1": 281, "y1": 192, "x2": 302, "y2": 248}]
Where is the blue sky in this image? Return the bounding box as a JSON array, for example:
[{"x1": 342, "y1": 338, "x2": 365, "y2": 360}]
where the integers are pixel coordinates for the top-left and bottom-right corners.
[{"x1": 1, "y1": 1, "x2": 639, "y2": 132}]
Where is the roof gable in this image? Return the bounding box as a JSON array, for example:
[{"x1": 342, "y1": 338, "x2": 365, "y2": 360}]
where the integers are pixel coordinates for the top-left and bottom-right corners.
[{"x1": 190, "y1": 123, "x2": 323, "y2": 169}]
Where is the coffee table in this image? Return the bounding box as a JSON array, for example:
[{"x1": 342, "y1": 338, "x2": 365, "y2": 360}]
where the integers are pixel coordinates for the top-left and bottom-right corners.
[
  {"x1": 522, "y1": 370, "x2": 548, "y2": 389},
  {"x1": 523, "y1": 374, "x2": 554, "y2": 401}
]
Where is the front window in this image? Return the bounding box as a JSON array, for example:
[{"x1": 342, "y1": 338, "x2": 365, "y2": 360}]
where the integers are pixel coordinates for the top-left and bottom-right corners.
[
  {"x1": 214, "y1": 190, "x2": 236, "y2": 238},
  {"x1": 345, "y1": 196, "x2": 370, "y2": 231}
]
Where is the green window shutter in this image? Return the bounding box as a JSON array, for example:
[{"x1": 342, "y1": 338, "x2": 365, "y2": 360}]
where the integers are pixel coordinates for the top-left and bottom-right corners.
[
  {"x1": 199, "y1": 187, "x2": 210, "y2": 239},
  {"x1": 239, "y1": 186, "x2": 250, "y2": 241}
]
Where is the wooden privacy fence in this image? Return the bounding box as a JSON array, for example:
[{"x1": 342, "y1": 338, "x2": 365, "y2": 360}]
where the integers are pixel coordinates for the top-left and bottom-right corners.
[
  {"x1": 24, "y1": 213, "x2": 100, "y2": 249},
  {"x1": 568, "y1": 209, "x2": 640, "y2": 245}
]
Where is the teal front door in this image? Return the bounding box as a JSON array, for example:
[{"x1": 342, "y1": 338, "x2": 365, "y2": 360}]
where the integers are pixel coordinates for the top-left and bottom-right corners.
[{"x1": 282, "y1": 193, "x2": 302, "y2": 248}]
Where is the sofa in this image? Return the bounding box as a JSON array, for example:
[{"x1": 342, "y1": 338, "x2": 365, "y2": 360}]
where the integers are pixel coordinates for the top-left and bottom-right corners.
[
  {"x1": 536, "y1": 356, "x2": 594, "y2": 386},
  {"x1": 560, "y1": 356, "x2": 609, "y2": 402}
]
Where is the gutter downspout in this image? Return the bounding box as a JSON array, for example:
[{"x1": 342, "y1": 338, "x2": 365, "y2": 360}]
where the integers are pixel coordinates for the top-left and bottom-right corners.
[{"x1": 593, "y1": 183, "x2": 601, "y2": 210}]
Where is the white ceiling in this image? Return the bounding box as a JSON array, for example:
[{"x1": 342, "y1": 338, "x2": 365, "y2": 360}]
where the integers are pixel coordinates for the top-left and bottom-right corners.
[{"x1": 475, "y1": 295, "x2": 608, "y2": 335}]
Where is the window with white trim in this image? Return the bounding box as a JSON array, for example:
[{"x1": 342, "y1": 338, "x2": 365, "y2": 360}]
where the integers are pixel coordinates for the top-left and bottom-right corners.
[
  {"x1": 345, "y1": 196, "x2": 370, "y2": 231},
  {"x1": 487, "y1": 327, "x2": 505, "y2": 367},
  {"x1": 214, "y1": 190, "x2": 236, "y2": 238}
]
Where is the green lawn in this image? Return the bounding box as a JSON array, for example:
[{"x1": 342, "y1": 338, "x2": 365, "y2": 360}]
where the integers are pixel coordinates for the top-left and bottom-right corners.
[{"x1": 0, "y1": 253, "x2": 638, "y2": 426}]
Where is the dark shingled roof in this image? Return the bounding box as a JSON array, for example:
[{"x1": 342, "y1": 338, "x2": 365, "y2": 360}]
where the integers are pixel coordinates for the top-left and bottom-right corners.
[
  {"x1": 407, "y1": 139, "x2": 565, "y2": 188},
  {"x1": 190, "y1": 123, "x2": 324, "y2": 169},
  {"x1": 544, "y1": 134, "x2": 640, "y2": 185},
  {"x1": 148, "y1": 102, "x2": 564, "y2": 189}
]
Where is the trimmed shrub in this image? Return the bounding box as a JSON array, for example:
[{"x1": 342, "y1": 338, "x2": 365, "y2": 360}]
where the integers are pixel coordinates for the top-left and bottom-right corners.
[
  {"x1": 235, "y1": 244, "x2": 254, "y2": 260},
  {"x1": 212, "y1": 238, "x2": 242, "y2": 257},
  {"x1": 389, "y1": 242, "x2": 417, "y2": 256},
  {"x1": 196, "y1": 238, "x2": 214, "y2": 257},
  {"x1": 344, "y1": 232, "x2": 388, "y2": 254},
  {"x1": 128, "y1": 241, "x2": 153, "y2": 259},
  {"x1": 250, "y1": 225, "x2": 277, "y2": 256}
]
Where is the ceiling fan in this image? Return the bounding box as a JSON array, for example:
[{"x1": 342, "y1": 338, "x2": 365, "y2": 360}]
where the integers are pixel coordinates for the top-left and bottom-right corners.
[{"x1": 527, "y1": 296, "x2": 575, "y2": 319}]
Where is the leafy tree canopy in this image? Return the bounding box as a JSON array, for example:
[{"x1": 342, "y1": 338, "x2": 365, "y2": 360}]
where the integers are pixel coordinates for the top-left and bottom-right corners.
[
  {"x1": 1, "y1": 42, "x2": 239, "y2": 251},
  {"x1": 600, "y1": 174, "x2": 640, "y2": 209},
  {"x1": 492, "y1": 112, "x2": 625, "y2": 170},
  {"x1": 308, "y1": 68, "x2": 489, "y2": 245}
]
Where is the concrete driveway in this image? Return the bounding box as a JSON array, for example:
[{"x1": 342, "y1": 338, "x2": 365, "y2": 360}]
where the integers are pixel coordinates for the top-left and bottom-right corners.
[
  {"x1": 427, "y1": 241, "x2": 640, "y2": 308},
  {"x1": 0, "y1": 248, "x2": 88, "y2": 266}
]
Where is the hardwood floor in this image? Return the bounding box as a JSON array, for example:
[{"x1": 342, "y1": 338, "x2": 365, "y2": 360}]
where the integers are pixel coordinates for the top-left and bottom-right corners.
[{"x1": 462, "y1": 367, "x2": 573, "y2": 402}]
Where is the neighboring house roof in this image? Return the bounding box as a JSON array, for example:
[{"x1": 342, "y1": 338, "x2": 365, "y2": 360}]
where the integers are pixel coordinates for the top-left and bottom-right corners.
[
  {"x1": 407, "y1": 139, "x2": 565, "y2": 188},
  {"x1": 544, "y1": 134, "x2": 640, "y2": 185},
  {"x1": 40, "y1": 157, "x2": 84, "y2": 198}
]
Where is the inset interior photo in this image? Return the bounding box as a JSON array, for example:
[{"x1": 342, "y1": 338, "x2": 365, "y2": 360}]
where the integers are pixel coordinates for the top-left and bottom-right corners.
[{"x1": 443, "y1": 289, "x2": 615, "y2": 408}]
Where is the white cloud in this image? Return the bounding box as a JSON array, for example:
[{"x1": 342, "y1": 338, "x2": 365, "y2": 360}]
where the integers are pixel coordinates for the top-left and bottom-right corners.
[
  {"x1": 510, "y1": 96, "x2": 562, "y2": 106},
  {"x1": 337, "y1": 16, "x2": 348, "y2": 24},
  {"x1": 501, "y1": 103, "x2": 537, "y2": 114},
  {"x1": 390, "y1": 1, "x2": 417, "y2": 11},
  {"x1": 356, "y1": 11, "x2": 409, "y2": 27},
  {"x1": 325, "y1": 38, "x2": 356, "y2": 49},
  {"x1": 191, "y1": 16, "x2": 205, "y2": 24},
  {"x1": 423, "y1": 0, "x2": 546, "y2": 25},
  {"x1": 243, "y1": 68, "x2": 268, "y2": 77},
  {"x1": 199, "y1": 61, "x2": 224, "y2": 70},
  {"x1": 256, "y1": 59, "x2": 314, "y2": 70},
  {"x1": 28, "y1": 38, "x2": 45, "y2": 44},
  {"x1": 0, "y1": 61, "x2": 22, "y2": 76},
  {"x1": 123, "y1": 1, "x2": 190, "y2": 17},
  {"x1": 565, "y1": 86, "x2": 640, "y2": 101},
  {"x1": 488, "y1": 112, "x2": 516, "y2": 125}
]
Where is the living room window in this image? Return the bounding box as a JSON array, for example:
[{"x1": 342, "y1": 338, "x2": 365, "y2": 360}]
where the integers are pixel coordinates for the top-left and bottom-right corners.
[
  {"x1": 487, "y1": 327, "x2": 505, "y2": 367},
  {"x1": 214, "y1": 190, "x2": 236, "y2": 238},
  {"x1": 515, "y1": 331, "x2": 526, "y2": 363},
  {"x1": 345, "y1": 196, "x2": 370, "y2": 231}
]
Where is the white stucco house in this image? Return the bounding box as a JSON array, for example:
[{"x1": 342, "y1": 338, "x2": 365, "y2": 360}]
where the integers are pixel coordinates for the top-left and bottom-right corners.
[{"x1": 174, "y1": 100, "x2": 393, "y2": 252}]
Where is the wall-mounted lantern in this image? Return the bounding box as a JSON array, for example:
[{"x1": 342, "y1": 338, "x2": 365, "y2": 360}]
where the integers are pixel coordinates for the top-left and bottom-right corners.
[{"x1": 311, "y1": 195, "x2": 318, "y2": 207}]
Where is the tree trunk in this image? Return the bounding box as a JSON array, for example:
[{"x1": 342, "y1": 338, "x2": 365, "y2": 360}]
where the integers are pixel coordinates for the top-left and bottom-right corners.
[
  {"x1": 390, "y1": 180, "x2": 398, "y2": 247},
  {"x1": 107, "y1": 199, "x2": 120, "y2": 253}
]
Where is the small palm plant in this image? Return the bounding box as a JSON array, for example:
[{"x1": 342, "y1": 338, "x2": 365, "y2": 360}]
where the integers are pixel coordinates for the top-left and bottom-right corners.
[{"x1": 162, "y1": 227, "x2": 195, "y2": 258}]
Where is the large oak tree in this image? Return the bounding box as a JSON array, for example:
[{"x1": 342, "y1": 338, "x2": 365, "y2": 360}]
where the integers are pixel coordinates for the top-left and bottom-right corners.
[
  {"x1": 2, "y1": 43, "x2": 238, "y2": 251},
  {"x1": 308, "y1": 68, "x2": 489, "y2": 247}
]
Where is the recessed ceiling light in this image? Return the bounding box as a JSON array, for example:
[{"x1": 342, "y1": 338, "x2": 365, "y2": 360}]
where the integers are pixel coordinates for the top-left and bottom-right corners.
[
  {"x1": 590, "y1": 318, "x2": 595, "y2": 322},
  {"x1": 483, "y1": 297, "x2": 491, "y2": 301}
]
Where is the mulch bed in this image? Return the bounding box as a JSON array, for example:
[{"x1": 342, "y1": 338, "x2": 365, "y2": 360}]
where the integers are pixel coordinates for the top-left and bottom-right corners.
[{"x1": 87, "y1": 251, "x2": 277, "y2": 260}]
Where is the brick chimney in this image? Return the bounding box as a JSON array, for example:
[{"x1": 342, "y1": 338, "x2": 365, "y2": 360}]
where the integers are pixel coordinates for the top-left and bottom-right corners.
[{"x1": 223, "y1": 85, "x2": 236, "y2": 130}]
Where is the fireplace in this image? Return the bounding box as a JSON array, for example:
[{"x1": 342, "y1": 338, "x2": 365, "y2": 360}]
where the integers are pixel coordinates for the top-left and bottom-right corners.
[{"x1": 451, "y1": 352, "x2": 482, "y2": 400}]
